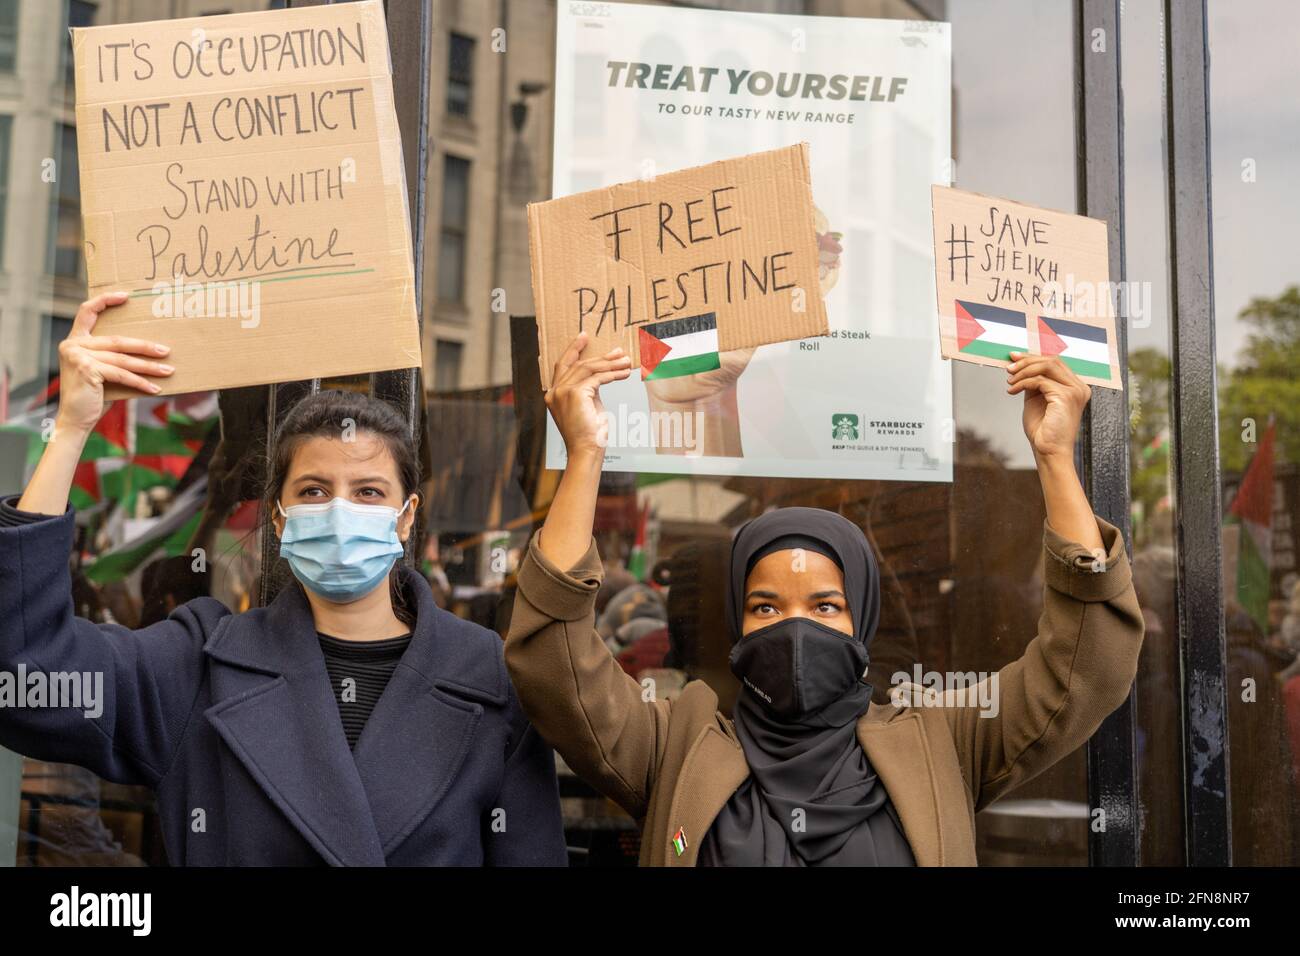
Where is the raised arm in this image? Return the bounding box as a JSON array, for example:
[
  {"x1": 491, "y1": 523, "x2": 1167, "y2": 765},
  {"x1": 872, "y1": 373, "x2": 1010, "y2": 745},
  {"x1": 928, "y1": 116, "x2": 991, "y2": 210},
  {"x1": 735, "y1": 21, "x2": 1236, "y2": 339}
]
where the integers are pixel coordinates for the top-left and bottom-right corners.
[
  {"x1": 504, "y1": 333, "x2": 674, "y2": 819},
  {"x1": 939, "y1": 354, "x2": 1144, "y2": 809},
  {"x1": 0, "y1": 294, "x2": 217, "y2": 785}
]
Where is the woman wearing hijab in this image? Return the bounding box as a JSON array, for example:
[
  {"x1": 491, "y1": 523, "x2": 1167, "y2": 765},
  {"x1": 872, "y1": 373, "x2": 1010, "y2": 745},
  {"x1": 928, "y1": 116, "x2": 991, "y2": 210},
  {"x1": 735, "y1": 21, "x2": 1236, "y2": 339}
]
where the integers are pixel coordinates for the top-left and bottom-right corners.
[{"x1": 506, "y1": 332, "x2": 1144, "y2": 866}]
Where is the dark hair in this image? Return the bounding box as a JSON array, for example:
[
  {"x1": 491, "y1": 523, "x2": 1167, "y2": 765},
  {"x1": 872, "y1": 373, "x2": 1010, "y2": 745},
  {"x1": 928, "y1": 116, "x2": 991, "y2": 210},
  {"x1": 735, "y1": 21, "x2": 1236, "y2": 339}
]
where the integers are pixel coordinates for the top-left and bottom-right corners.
[{"x1": 263, "y1": 389, "x2": 422, "y2": 624}]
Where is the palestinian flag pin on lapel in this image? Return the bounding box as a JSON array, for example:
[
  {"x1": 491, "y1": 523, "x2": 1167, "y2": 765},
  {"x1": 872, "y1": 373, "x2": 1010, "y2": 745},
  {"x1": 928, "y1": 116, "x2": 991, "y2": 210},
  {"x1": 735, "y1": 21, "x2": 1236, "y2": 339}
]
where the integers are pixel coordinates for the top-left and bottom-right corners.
[
  {"x1": 639, "y1": 313, "x2": 721, "y2": 381},
  {"x1": 671, "y1": 826, "x2": 688, "y2": 857}
]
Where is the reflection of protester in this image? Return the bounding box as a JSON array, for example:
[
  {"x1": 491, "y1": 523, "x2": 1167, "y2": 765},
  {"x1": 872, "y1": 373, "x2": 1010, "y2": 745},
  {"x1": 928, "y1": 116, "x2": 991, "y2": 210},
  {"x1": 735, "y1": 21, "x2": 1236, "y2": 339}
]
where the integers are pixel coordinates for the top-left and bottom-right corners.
[
  {"x1": 663, "y1": 539, "x2": 740, "y2": 714},
  {"x1": 597, "y1": 583, "x2": 664, "y2": 642},
  {"x1": 70, "y1": 571, "x2": 104, "y2": 623},
  {"x1": 423, "y1": 560, "x2": 451, "y2": 609},
  {"x1": 596, "y1": 563, "x2": 637, "y2": 617},
  {"x1": 17, "y1": 761, "x2": 145, "y2": 866},
  {"x1": 615, "y1": 623, "x2": 670, "y2": 678},
  {"x1": 507, "y1": 333, "x2": 1144, "y2": 866},
  {"x1": 1225, "y1": 596, "x2": 1299, "y2": 863},
  {"x1": 1130, "y1": 545, "x2": 1182, "y2": 863},
  {"x1": 0, "y1": 294, "x2": 566, "y2": 866},
  {"x1": 140, "y1": 555, "x2": 210, "y2": 627}
]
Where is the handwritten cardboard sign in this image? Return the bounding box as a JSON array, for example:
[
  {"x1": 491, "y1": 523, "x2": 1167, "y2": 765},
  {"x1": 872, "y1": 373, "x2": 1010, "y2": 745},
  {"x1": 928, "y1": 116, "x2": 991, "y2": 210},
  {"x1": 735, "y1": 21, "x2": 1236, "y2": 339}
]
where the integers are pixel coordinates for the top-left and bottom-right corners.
[
  {"x1": 528, "y1": 143, "x2": 829, "y2": 389},
  {"x1": 931, "y1": 185, "x2": 1122, "y2": 389},
  {"x1": 71, "y1": 0, "x2": 420, "y2": 397}
]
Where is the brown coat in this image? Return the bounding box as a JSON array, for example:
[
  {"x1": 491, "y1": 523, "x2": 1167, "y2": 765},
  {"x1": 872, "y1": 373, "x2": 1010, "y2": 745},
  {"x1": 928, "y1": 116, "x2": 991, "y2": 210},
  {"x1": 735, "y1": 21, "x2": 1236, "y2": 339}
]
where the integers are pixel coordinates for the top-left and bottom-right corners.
[{"x1": 505, "y1": 517, "x2": 1144, "y2": 866}]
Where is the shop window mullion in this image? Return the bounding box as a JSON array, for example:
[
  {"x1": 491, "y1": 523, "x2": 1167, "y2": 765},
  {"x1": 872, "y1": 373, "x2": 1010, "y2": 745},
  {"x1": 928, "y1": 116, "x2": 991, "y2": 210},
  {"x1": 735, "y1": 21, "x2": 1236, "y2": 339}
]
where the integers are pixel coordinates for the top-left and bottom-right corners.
[
  {"x1": 1164, "y1": 0, "x2": 1232, "y2": 866},
  {"x1": 1076, "y1": 0, "x2": 1140, "y2": 867}
]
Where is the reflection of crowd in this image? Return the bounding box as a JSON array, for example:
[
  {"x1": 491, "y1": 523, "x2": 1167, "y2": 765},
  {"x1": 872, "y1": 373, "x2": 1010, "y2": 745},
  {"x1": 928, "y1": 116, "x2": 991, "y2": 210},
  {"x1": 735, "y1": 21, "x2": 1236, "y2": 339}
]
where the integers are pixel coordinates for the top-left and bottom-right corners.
[
  {"x1": 1133, "y1": 541, "x2": 1300, "y2": 864},
  {"x1": 1226, "y1": 573, "x2": 1300, "y2": 864}
]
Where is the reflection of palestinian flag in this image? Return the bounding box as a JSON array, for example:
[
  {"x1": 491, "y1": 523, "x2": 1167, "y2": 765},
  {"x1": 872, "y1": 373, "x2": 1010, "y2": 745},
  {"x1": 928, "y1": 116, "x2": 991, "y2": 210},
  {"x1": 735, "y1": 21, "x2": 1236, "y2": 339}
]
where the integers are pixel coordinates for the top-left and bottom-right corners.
[
  {"x1": 85, "y1": 479, "x2": 208, "y2": 584},
  {"x1": 1229, "y1": 421, "x2": 1275, "y2": 632},
  {"x1": 627, "y1": 503, "x2": 649, "y2": 581},
  {"x1": 1036, "y1": 315, "x2": 1112, "y2": 380},
  {"x1": 954, "y1": 300, "x2": 1028, "y2": 361},
  {"x1": 639, "y1": 313, "x2": 720, "y2": 381}
]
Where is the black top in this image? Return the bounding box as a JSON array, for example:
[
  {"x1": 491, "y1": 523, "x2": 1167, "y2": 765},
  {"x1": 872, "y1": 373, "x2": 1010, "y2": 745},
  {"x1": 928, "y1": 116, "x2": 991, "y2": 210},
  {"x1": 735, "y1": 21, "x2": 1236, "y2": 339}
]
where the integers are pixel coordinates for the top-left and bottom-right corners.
[{"x1": 317, "y1": 631, "x2": 412, "y2": 750}]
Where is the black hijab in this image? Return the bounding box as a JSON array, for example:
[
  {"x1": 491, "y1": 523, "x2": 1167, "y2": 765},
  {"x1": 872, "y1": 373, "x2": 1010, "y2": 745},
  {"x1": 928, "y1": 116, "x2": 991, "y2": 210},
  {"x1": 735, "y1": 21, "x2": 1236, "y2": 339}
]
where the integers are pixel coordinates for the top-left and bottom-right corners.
[{"x1": 697, "y1": 507, "x2": 916, "y2": 867}]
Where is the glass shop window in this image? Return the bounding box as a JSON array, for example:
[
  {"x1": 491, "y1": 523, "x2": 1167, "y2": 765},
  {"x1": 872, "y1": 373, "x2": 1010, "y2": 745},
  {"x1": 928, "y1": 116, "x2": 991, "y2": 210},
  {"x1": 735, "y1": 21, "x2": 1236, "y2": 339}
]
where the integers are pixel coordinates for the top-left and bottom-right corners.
[{"x1": 1208, "y1": 0, "x2": 1300, "y2": 866}]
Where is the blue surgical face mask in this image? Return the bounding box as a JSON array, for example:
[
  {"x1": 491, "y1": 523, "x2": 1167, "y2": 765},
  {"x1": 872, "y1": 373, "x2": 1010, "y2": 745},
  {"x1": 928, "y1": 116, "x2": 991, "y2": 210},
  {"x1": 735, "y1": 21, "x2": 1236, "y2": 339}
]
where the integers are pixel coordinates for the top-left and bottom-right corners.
[{"x1": 276, "y1": 496, "x2": 411, "y2": 603}]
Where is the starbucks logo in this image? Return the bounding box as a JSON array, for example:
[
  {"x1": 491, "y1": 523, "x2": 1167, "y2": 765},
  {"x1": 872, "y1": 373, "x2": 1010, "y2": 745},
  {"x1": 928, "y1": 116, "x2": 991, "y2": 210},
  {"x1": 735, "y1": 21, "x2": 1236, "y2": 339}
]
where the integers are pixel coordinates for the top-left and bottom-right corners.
[{"x1": 832, "y1": 414, "x2": 859, "y2": 441}]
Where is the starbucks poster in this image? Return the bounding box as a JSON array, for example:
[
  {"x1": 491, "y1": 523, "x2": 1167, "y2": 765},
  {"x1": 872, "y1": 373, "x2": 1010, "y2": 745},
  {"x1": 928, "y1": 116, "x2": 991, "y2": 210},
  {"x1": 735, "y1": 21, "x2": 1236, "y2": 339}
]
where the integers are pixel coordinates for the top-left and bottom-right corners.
[{"x1": 547, "y1": 2, "x2": 954, "y2": 482}]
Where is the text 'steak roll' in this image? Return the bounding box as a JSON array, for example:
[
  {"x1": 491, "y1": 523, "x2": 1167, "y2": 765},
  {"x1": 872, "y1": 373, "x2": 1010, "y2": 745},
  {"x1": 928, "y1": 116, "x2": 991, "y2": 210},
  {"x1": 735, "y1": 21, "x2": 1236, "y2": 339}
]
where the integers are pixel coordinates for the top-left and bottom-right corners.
[
  {"x1": 71, "y1": 0, "x2": 420, "y2": 398},
  {"x1": 527, "y1": 143, "x2": 830, "y2": 389}
]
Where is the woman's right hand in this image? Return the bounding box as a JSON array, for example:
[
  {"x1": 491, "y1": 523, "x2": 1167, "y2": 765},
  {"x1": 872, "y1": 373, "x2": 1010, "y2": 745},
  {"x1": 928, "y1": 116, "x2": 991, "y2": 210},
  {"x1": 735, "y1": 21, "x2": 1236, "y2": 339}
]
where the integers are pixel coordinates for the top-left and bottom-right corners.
[
  {"x1": 545, "y1": 331, "x2": 633, "y2": 461},
  {"x1": 57, "y1": 292, "x2": 174, "y2": 433},
  {"x1": 18, "y1": 293, "x2": 173, "y2": 516}
]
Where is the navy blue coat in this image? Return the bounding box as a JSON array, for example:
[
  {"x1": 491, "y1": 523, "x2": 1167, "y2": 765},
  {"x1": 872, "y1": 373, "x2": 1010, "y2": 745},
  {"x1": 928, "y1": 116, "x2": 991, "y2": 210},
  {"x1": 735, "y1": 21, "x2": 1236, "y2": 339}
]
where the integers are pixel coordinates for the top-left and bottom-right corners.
[{"x1": 0, "y1": 502, "x2": 567, "y2": 866}]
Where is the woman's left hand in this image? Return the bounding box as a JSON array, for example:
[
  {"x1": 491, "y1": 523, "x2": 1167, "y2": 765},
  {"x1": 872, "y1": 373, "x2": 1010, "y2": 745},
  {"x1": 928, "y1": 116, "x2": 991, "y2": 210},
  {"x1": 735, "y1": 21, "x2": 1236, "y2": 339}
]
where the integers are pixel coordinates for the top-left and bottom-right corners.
[{"x1": 1006, "y1": 352, "x2": 1092, "y2": 459}]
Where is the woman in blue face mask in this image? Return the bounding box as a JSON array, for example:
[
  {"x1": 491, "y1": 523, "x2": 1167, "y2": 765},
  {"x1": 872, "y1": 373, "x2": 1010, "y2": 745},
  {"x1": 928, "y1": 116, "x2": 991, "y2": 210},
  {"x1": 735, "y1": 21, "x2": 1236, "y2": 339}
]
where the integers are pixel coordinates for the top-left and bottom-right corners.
[
  {"x1": 504, "y1": 331, "x2": 1145, "y2": 866},
  {"x1": 0, "y1": 293, "x2": 567, "y2": 866}
]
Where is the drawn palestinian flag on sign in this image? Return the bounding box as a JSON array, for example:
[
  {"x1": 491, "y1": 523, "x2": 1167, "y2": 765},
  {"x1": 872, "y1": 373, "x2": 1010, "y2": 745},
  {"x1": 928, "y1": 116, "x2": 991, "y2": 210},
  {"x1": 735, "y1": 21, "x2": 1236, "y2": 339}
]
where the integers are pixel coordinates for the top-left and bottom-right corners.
[
  {"x1": 1036, "y1": 315, "x2": 1112, "y2": 381},
  {"x1": 638, "y1": 313, "x2": 720, "y2": 381},
  {"x1": 954, "y1": 300, "x2": 1028, "y2": 362}
]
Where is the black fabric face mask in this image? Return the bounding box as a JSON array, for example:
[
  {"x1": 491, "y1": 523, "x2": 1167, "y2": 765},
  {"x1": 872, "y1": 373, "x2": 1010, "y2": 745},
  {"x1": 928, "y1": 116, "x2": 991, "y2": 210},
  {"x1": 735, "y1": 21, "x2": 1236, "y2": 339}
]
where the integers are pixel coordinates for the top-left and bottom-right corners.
[{"x1": 729, "y1": 616, "x2": 869, "y2": 722}]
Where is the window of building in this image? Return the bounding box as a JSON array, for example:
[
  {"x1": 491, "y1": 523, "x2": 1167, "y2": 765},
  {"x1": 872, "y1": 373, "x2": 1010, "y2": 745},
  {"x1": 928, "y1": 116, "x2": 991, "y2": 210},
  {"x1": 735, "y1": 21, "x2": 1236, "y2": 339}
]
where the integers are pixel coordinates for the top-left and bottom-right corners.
[
  {"x1": 437, "y1": 154, "x2": 469, "y2": 303},
  {"x1": 0, "y1": 0, "x2": 17, "y2": 74},
  {"x1": 434, "y1": 339, "x2": 463, "y2": 392},
  {"x1": 447, "y1": 32, "x2": 474, "y2": 117},
  {"x1": 65, "y1": 1, "x2": 96, "y2": 89},
  {"x1": 43, "y1": 315, "x2": 73, "y2": 384},
  {"x1": 47, "y1": 124, "x2": 81, "y2": 279}
]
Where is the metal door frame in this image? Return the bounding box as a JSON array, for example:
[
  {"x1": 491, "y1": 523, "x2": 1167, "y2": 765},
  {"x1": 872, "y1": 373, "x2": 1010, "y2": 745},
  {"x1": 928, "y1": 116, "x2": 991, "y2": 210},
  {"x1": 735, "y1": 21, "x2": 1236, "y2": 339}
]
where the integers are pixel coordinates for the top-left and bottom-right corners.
[{"x1": 1076, "y1": 0, "x2": 1231, "y2": 866}]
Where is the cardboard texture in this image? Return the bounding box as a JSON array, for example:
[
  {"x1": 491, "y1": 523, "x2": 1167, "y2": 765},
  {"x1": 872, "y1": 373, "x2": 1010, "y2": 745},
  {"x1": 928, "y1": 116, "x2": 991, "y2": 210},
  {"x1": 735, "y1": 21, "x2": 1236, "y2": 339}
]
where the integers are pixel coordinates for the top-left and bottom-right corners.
[
  {"x1": 71, "y1": 0, "x2": 420, "y2": 398},
  {"x1": 528, "y1": 143, "x2": 829, "y2": 389},
  {"x1": 931, "y1": 185, "x2": 1122, "y2": 390}
]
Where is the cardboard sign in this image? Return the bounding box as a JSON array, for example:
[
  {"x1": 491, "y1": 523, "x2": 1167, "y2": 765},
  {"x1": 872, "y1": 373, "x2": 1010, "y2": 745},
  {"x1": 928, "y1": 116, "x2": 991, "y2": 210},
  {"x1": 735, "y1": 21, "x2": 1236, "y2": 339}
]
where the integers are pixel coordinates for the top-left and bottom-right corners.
[
  {"x1": 71, "y1": 0, "x2": 420, "y2": 398},
  {"x1": 528, "y1": 143, "x2": 829, "y2": 389},
  {"x1": 931, "y1": 185, "x2": 1122, "y2": 389}
]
